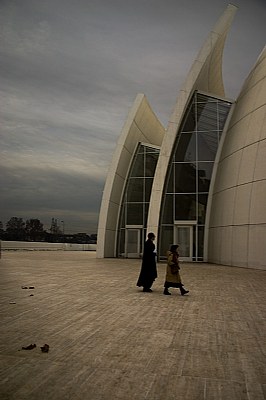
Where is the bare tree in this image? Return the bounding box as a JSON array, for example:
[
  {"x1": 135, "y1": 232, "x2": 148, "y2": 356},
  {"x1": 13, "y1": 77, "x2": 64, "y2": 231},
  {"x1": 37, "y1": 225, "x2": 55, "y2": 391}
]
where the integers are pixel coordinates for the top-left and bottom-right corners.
[
  {"x1": 0, "y1": 221, "x2": 4, "y2": 239},
  {"x1": 25, "y1": 219, "x2": 45, "y2": 241},
  {"x1": 6, "y1": 217, "x2": 26, "y2": 241}
]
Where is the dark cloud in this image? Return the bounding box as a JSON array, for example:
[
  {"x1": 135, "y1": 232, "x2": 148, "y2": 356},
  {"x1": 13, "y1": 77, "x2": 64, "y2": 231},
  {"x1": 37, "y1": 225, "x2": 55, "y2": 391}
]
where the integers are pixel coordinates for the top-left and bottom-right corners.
[
  {"x1": 0, "y1": 0, "x2": 265, "y2": 233},
  {"x1": 0, "y1": 165, "x2": 104, "y2": 232}
]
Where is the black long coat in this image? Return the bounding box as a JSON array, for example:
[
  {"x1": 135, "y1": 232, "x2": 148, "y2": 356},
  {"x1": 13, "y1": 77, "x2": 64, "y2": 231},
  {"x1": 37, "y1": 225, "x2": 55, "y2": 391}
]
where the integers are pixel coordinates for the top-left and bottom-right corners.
[{"x1": 136, "y1": 239, "x2": 157, "y2": 288}]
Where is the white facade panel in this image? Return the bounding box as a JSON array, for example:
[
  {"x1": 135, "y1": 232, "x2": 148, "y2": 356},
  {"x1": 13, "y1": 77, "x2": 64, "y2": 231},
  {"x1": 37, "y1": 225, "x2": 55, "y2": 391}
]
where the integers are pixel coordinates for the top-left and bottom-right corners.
[
  {"x1": 245, "y1": 107, "x2": 265, "y2": 145},
  {"x1": 248, "y1": 224, "x2": 266, "y2": 269},
  {"x1": 219, "y1": 226, "x2": 233, "y2": 265},
  {"x1": 211, "y1": 196, "x2": 222, "y2": 229},
  {"x1": 214, "y1": 152, "x2": 242, "y2": 192},
  {"x1": 233, "y1": 184, "x2": 252, "y2": 225},
  {"x1": 210, "y1": 188, "x2": 236, "y2": 227},
  {"x1": 250, "y1": 180, "x2": 266, "y2": 224},
  {"x1": 254, "y1": 139, "x2": 266, "y2": 181},
  {"x1": 208, "y1": 47, "x2": 266, "y2": 269},
  {"x1": 260, "y1": 110, "x2": 266, "y2": 140},
  {"x1": 231, "y1": 225, "x2": 249, "y2": 268},
  {"x1": 238, "y1": 143, "x2": 259, "y2": 185},
  {"x1": 219, "y1": 116, "x2": 250, "y2": 158},
  {"x1": 219, "y1": 188, "x2": 236, "y2": 227}
]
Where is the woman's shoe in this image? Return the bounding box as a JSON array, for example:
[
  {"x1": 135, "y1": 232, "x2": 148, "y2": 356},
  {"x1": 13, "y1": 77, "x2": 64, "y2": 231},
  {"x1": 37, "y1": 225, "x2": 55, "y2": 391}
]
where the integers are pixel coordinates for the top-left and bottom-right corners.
[
  {"x1": 163, "y1": 288, "x2": 171, "y2": 295},
  {"x1": 181, "y1": 289, "x2": 189, "y2": 296}
]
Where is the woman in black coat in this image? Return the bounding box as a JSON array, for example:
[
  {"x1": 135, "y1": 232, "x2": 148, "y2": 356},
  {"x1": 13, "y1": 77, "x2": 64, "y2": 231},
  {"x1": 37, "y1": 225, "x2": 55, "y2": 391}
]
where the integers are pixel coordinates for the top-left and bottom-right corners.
[{"x1": 136, "y1": 232, "x2": 157, "y2": 292}]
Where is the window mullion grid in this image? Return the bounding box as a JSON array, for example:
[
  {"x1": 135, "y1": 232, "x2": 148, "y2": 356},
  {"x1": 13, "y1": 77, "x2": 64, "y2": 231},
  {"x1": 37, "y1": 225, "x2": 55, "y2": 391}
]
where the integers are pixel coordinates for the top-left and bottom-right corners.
[
  {"x1": 217, "y1": 100, "x2": 220, "y2": 146},
  {"x1": 143, "y1": 149, "x2": 146, "y2": 227},
  {"x1": 195, "y1": 94, "x2": 199, "y2": 261},
  {"x1": 125, "y1": 201, "x2": 128, "y2": 228},
  {"x1": 173, "y1": 155, "x2": 175, "y2": 229}
]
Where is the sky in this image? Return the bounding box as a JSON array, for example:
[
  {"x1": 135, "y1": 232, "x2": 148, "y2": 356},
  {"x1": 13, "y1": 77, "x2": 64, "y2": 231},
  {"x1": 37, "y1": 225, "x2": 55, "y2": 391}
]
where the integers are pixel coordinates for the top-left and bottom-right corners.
[{"x1": 0, "y1": 0, "x2": 265, "y2": 235}]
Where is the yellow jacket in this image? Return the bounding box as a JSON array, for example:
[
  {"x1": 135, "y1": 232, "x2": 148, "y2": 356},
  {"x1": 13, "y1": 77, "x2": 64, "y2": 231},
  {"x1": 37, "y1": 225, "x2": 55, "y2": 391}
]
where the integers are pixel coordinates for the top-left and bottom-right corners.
[{"x1": 165, "y1": 251, "x2": 181, "y2": 284}]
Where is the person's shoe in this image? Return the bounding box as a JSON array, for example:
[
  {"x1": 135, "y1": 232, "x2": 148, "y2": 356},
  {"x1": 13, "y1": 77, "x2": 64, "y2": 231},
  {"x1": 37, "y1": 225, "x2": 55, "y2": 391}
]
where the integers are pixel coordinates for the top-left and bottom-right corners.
[
  {"x1": 163, "y1": 289, "x2": 171, "y2": 295},
  {"x1": 181, "y1": 290, "x2": 189, "y2": 296},
  {"x1": 143, "y1": 288, "x2": 153, "y2": 292}
]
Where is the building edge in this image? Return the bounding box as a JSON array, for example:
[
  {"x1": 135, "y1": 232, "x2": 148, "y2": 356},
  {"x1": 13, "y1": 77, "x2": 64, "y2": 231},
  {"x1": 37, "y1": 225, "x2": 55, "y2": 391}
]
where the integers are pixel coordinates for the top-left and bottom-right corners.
[
  {"x1": 97, "y1": 94, "x2": 165, "y2": 258},
  {"x1": 207, "y1": 46, "x2": 266, "y2": 269},
  {"x1": 146, "y1": 4, "x2": 238, "y2": 250}
]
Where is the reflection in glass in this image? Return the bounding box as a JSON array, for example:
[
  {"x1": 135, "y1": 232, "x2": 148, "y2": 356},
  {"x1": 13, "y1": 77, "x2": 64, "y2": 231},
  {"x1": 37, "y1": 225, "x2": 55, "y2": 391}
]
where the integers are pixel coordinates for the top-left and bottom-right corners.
[
  {"x1": 182, "y1": 102, "x2": 196, "y2": 132},
  {"x1": 197, "y1": 102, "x2": 217, "y2": 132},
  {"x1": 197, "y1": 132, "x2": 218, "y2": 161},
  {"x1": 120, "y1": 204, "x2": 125, "y2": 227},
  {"x1": 175, "y1": 163, "x2": 196, "y2": 193},
  {"x1": 175, "y1": 132, "x2": 196, "y2": 161},
  {"x1": 146, "y1": 153, "x2": 159, "y2": 177},
  {"x1": 175, "y1": 194, "x2": 196, "y2": 220},
  {"x1": 117, "y1": 143, "x2": 160, "y2": 256},
  {"x1": 118, "y1": 229, "x2": 125, "y2": 256},
  {"x1": 127, "y1": 178, "x2": 144, "y2": 202},
  {"x1": 145, "y1": 178, "x2": 153, "y2": 201},
  {"x1": 131, "y1": 152, "x2": 144, "y2": 177},
  {"x1": 197, "y1": 226, "x2": 205, "y2": 258},
  {"x1": 144, "y1": 203, "x2": 149, "y2": 225},
  {"x1": 159, "y1": 226, "x2": 173, "y2": 258},
  {"x1": 218, "y1": 103, "x2": 232, "y2": 129},
  {"x1": 198, "y1": 162, "x2": 213, "y2": 192},
  {"x1": 126, "y1": 203, "x2": 143, "y2": 225},
  {"x1": 162, "y1": 194, "x2": 173, "y2": 224},
  {"x1": 127, "y1": 230, "x2": 137, "y2": 253},
  {"x1": 177, "y1": 227, "x2": 190, "y2": 257},
  {"x1": 198, "y1": 194, "x2": 208, "y2": 224},
  {"x1": 165, "y1": 164, "x2": 174, "y2": 193}
]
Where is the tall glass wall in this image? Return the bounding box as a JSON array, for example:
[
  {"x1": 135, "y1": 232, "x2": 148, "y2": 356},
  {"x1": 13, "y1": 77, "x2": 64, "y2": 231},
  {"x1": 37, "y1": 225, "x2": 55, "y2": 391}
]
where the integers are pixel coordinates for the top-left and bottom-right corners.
[
  {"x1": 117, "y1": 143, "x2": 160, "y2": 257},
  {"x1": 159, "y1": 91, "x2": 232, "y2": 260}
]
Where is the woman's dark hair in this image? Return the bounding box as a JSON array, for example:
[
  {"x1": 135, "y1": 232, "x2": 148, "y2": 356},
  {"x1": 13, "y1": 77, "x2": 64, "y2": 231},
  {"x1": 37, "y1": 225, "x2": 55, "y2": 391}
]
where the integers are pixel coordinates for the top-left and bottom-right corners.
[
  {"x1": 147, "y1": 232, "x2": 155, "y2": 239},
  {"x1": 170, "y1": 244, "x2": 179, "y2": 252}
]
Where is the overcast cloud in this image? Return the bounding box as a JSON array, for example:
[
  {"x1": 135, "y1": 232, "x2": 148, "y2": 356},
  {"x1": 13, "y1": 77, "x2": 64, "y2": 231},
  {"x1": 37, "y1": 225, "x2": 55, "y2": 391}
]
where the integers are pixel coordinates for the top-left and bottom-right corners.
[{"x1": 0, "y1": 0, "x2": 265, "y2": 234}]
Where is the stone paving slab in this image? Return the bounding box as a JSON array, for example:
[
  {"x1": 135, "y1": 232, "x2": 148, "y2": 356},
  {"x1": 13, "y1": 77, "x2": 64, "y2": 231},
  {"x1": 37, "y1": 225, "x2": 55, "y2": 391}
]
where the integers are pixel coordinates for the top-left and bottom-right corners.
[{"x1": 0, "y1": 251, "x2": 265, "y2": 400}]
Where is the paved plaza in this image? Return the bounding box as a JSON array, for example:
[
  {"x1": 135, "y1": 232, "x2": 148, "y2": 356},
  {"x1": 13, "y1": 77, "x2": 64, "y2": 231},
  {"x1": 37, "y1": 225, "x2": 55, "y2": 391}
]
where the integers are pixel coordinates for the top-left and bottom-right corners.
[{"x1": 0, "y1": 251, "x2": 265, "y2": 399}]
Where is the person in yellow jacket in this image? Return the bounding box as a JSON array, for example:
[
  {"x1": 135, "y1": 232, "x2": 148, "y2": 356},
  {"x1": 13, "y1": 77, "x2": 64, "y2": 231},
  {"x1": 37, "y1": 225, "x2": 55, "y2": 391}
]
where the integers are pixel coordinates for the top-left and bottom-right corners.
[{"x1": 163, "y1": 244, "x2": 189, "y2": 296}]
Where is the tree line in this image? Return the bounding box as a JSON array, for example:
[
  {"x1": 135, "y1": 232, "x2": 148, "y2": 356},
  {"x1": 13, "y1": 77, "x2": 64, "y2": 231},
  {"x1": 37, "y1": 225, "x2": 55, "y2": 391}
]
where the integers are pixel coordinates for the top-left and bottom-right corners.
[{"x1": 0, "y1": 217, "x2": 97, "y2": 244}]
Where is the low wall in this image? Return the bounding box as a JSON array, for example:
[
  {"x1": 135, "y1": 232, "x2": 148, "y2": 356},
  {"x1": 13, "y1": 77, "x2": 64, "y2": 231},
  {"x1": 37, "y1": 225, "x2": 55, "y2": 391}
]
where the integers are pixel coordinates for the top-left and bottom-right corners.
[{"x1": 0, "y1": 241, "x2": 97, "y2": 251}]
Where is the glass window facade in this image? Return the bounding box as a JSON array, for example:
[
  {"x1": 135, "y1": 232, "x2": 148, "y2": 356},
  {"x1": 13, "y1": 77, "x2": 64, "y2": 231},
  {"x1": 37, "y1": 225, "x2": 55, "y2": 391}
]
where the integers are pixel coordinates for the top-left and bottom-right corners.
[
  {"x1": 159, "y1": 91, "x2": 232, "y2": 260},
  {"x1": 117, "y1": 143, "x2": 160, "y2": 257}
]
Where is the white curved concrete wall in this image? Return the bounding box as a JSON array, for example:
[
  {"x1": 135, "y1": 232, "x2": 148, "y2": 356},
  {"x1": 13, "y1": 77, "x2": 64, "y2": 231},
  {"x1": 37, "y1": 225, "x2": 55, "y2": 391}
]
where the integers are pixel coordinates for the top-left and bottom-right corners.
[
  {"x1": 97, "y1": 94, "x2": 165, "y2": 258},
  {"x1": 147, "y1": 4, "x2": 237, "y2": 241},
  {"x1": 208, "y1": 47, "x2": 266, "y2": 269}
]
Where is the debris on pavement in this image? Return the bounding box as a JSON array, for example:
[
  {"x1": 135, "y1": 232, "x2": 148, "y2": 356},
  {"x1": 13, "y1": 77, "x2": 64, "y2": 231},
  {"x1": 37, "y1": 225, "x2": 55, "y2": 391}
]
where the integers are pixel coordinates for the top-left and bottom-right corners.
[
  {"x1": 21, "y1": 286, "x2": 35, "y2": 289},
  {"x1": 22, "y1": 344, "x2": 36, "y2": 350},
  {"x1": 41, "y1": 344, "x2": 49, "y2": 353}
]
